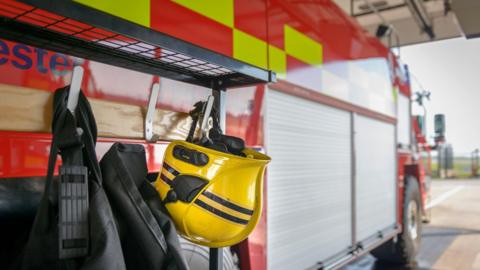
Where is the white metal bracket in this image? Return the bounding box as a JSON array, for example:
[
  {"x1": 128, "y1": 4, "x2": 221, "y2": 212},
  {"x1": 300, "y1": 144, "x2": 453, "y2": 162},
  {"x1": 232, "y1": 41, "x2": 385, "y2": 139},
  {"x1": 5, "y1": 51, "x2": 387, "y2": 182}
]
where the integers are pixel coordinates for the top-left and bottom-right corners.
[
  {"x1": 66, "y1": 66, "x2": 84, "y2": 114},
  {"x1": 200, "y1": 95, "x2": 215, "y2": 138},
  {"x1": 145, "y1": 82, "x2": 161, "y2": 142}
]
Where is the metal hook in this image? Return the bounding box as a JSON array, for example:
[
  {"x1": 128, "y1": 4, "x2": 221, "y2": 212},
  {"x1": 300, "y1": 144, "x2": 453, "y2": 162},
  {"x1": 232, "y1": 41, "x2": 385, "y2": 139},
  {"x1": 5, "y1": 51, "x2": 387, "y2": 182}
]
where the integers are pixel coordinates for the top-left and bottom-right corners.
[
  {"x1": 66, "y1": 66, "x2": 84, "y2": 114},
  {"x1": 145, "y1": 82, "x2": 161, "y2": 142},
  {"x1": 200, "y1": 95, "x2": 214, "y2": 137}
]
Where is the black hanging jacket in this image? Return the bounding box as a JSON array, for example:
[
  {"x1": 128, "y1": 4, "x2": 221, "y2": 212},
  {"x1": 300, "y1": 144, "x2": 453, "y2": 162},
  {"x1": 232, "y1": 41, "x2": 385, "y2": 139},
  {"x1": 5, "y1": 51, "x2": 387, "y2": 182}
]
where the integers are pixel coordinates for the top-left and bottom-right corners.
[
  {"x1": 11, "y1": 86, "x2": 126, "y2": 270},
  {"x1": 100, "y1": 143, "x2": 189, "y2": 270}
]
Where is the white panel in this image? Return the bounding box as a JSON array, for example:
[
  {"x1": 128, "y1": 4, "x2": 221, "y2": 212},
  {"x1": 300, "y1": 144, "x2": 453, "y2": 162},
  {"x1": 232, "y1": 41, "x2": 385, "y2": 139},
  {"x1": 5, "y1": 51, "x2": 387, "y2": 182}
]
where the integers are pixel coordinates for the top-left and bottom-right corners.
[
  {"x1": 283, "y1": 58, "x2": 396, "y2": 118},
  {"x1": 266, "y1": 90, "x2": 352, "y2": 270},
  {"x1": 355, "y1": 115, "x2": 396, "y2": 241},
  {"x1": 397, "y1": 94, "x2": 411, "y2": 145}
]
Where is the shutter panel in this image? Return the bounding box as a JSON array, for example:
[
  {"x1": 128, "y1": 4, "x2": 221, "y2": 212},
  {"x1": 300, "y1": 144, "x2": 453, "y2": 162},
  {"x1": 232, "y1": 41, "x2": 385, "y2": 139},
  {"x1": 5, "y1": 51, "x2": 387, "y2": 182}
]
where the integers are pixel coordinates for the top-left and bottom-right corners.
[
  {"x1": 354, "y1": 115, "x2": 396, "y2": 242},
  {"x1": 265, "y1": 89, "x2": 352, "y2": 270}
]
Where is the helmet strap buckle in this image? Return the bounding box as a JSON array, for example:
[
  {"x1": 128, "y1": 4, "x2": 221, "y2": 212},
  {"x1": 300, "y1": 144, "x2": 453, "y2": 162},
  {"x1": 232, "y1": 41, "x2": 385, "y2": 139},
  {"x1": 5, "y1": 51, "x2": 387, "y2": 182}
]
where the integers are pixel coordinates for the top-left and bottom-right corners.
[{"x1": 163, "y1": 189, "x2": 178, "y2": 204}]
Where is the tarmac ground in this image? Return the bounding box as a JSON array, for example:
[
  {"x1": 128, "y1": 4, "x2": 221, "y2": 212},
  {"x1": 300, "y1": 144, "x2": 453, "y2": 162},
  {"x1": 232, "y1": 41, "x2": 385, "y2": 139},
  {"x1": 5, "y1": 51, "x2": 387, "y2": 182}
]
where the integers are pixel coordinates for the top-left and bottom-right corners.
[{"x1": 345, "y1": 179, "x2": 480, "y2": 270}]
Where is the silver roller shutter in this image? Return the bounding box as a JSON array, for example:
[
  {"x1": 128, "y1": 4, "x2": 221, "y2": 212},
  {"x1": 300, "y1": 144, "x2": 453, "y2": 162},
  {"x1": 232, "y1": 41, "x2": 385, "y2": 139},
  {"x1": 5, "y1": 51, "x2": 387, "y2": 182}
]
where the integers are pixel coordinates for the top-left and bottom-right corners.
[
  {"x1": 354, "y1": 115, "x2": 396, "y2": 242},
  {"x1": 265, "y1": 89, "x2": 352, "y2": 270}
]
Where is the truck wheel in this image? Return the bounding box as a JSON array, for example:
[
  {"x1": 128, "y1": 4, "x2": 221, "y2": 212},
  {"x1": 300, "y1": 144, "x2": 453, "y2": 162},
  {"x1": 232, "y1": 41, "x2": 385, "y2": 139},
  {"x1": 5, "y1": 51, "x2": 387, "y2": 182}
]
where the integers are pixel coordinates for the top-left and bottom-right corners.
[
  {"x1": 371, "y1": 176, "x2": 422, "y2": 265},
  {"x1": 179, "y1": 237, "x2": 239, "y2": 270}
]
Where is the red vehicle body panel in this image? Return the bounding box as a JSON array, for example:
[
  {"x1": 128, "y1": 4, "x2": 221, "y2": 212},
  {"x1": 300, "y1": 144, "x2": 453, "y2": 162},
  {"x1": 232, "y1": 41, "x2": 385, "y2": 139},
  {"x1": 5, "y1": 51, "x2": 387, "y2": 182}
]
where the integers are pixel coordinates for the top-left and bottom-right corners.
[{"x1": 0, "y1": 0, "x2": 431, "y2": 269}]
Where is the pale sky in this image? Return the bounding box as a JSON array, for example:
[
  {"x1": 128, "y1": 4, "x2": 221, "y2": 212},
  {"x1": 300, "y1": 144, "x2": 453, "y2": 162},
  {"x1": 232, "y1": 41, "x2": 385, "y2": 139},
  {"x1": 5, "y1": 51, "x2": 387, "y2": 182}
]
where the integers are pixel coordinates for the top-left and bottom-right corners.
[{"x1": 400, "y1": 37, "x2": 480, "y2": 156}]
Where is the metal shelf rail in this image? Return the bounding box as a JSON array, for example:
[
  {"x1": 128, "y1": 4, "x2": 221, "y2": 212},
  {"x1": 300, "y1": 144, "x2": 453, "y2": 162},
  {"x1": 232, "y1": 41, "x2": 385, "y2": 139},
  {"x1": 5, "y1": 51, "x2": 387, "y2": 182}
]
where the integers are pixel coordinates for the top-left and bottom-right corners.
[{"x1": 0, "y1": 0, "x2": 275, "y2": 89}]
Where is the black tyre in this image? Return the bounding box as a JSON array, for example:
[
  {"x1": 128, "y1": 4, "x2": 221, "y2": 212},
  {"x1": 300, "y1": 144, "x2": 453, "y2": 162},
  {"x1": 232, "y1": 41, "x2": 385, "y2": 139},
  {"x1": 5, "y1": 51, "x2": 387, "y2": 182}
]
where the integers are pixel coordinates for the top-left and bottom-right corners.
[{"x1": 371, "y1": 176, "x2": 422, "y2": 265}]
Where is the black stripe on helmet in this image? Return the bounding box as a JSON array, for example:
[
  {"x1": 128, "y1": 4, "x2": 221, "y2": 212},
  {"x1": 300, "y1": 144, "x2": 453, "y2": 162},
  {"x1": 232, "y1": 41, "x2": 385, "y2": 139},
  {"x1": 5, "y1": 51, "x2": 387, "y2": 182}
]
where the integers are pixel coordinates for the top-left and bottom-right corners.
[
  {"x1": 160, "y1": 173, "x2": 173, "y2": 186},
  {"x1": 163, "y1": 162, "x2": 179, "y2": 176},
  {"x1": 194, "y1": 199, "x2": 248, "y2": 225},
  {"x1": 203, "y1": 191, "x2": 254, "y2": 216}
]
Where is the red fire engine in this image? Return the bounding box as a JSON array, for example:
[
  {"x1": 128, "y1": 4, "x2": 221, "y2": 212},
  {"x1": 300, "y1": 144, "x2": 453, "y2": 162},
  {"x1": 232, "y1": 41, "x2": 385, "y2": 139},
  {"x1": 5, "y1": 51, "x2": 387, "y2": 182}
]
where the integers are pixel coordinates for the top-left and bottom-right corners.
[{"x1": 0, "y1": 0, "x2": 438, "y2": 269}]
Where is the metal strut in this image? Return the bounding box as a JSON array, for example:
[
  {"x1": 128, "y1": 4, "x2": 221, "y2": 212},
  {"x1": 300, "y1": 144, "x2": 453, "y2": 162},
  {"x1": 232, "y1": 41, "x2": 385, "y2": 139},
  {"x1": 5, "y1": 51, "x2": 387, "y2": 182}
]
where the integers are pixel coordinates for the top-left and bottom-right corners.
[{"x1": 209, "y1": 87, "x2": 227, "y2": 270}]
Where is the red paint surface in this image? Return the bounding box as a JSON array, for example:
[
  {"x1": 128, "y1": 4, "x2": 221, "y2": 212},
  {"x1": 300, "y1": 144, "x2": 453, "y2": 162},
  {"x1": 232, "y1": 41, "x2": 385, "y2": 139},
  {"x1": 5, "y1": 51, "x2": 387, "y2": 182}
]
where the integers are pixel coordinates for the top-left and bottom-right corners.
[
  {"x1": 150, "y1": 0, "x2": 233, "y2": 57},
  {"x1": 396, "y1": 152, "x2": 410, "y2": 225},
  {"x1": 397, "y1": 151, "x2": 430, "y2": 232},
  {"x1": 235, "y1": 0, "x2": 268, "y2": 42},
  {"x1": 267, "y1": 0, "x2": 388, "y2": 62},
  {"x1": 412, "y1": 115, "x2": 433, "y2": 210},
  {"x1": 0, "y1": 131, "x2": 169, "y2": 178},
  {"x1": 396, "y1": 94, "x2": 432, "y2": 231}
]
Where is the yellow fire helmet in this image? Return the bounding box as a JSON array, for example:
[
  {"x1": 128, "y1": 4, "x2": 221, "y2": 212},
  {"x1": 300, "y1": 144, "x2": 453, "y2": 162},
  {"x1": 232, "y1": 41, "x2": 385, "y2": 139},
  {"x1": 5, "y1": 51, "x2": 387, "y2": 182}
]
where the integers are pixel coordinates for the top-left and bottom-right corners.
[{"x1": 154, "y1": 99, "x2": 270, "y2": 247}]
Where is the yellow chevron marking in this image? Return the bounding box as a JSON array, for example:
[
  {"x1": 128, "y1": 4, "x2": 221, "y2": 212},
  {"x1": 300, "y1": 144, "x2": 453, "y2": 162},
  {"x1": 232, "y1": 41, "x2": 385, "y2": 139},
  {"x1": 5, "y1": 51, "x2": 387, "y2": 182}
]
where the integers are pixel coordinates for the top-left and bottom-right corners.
[
  {"x1": 284, "y1": 25, "x2": 323, "y2": 66},
  {"x1": 268, "y1": 45, "x2": 286, "y2": 79},
  {"x1": 74, "y1": 0, "x2": 150, "y2": 27},
  {"x1": 74, "y1": 1, "x2": 325, "y2": 78},
  {"x1": 172, "y1": 0, "x2": 234, "y2": 27},
  {"x1": 233, "y1": 29, "x2": 268, "y2": 69}
]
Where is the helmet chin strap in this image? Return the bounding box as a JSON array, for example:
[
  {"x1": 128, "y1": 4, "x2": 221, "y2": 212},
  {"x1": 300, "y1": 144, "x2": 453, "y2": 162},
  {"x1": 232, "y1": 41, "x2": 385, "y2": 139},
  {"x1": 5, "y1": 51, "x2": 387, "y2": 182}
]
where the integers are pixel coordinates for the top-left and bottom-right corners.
[{"x1": 162, "y1": 175, "x2": 208, "y2": 205}]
